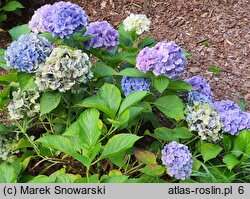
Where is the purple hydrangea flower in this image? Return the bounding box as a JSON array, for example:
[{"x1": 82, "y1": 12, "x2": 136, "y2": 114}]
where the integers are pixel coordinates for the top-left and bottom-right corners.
[
  {"x1": 214, "y1": 100, "x2": 250, "y2": 135},
  {"x1": 188, "y1": 91, "x2": 213, "y2": 107},
  {"x1": 185, "y1": 76, "x2": 213, "y2": 100},
  {"x1": 136, "y1": 41, "x2": 186, "y2": 79},
  {"x1": 84, "y1": 21, "x2": 119, "y2": 50},
  {"x1": 4, "y1": 33, "x2": 52, "y2": 73},
  {"x1": 162, "y1": 141, "x2": 193, "y2": 180},
  {"x1": 121, "y1": 76, "x2": 151, "y2": 96},
  {"x1": 30, "y1": 1, "x2": 89, "y2": 38},
  {"x1": 29, "y1": 4, "x2": 52, "y2": 34}
]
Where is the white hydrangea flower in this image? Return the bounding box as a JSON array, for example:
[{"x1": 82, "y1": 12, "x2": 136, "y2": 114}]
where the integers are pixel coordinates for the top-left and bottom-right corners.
[
  {"x1": 123, "y1": 13, "x2": 151, "y2": 35},
  {"x1": 7, "y1": 88, "x2": 40, "y2": 120}
]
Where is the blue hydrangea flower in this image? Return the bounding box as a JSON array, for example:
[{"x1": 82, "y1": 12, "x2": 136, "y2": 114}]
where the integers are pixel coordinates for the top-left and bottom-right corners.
[
  {"x1": 162, "y1": 141, "x2": 193, "y2": 180},
  {"x1": 188, "y1": 91, "x2": 213, "y2": 106},
  {"x1": 5, "y1": 33, "x2": 52, "y2": 73},
  {"x1": 136, "y1": 41, "x2": 186, "y2": 79},
  {"x1": 37, "y1": 1, "x2": 89, "y2": 38},
  {"x1": 214, "y1": 100, "x2": 250, "y2": 135},
  {"x1": 185, "y1": 76, "x2": 213, "y2": 100},
  {"x1": 84, "y1": 21, "x2": 119, "y2": 50},
  {"x1": 121, "y1": 76, "x2": 151, "y2": 96}
]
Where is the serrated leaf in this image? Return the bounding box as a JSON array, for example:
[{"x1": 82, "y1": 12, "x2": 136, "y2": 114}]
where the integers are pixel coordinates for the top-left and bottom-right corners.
[
  {"x1": 118, "y1": 68, "x2": 149, "y2": 78},
  {"x1": 99, "y1": 134, "x2": 141, "y2": 159},
  {"x1": 99, "y1": 83, "x2": 121, "y2": 116},
  {"x1": 153, "y1": 127, "x2": 178, "y2": 142},
  {"x1": 172, "y1": 127, "x2": 193, "y2": 139},
  {"x1": 234, "y1": 129, "x2": 250, "y2": 157},
  {"x1": 153, "y1": 75, "x2": 169, "y2": 93},
  {"x1": 168, "y1": 79, "x2": 193, "y2": 91},
  {"x1": 0, "y1": 163, "x2": 17, "y2": 183},
  {"x1": 9, "y1": 24, "x2": 31, "y2": 41},
  {"x1": 134, "y1": 150, "x2": 156, "y2": 165},
  {"x1": 140, "y1": 165, "x2": 165, "y2": 176},
  {"x1": 0, "y1": 72, "x2": 17, "y2": 83},
  {"x1": 154, "y1": 95, "x2": 184, "y2": 121},
  {"x1": 28, "y1": 175, "x2": 53, "y2": 183},
  {"x1": 17, "y1": 72, "x2": 37, "y2": 90},
  {"x1": 101, "y1": 175, "x2": 129, "y2": 183},
  {"x1": 92, "y1": 62, "x2": 118, "y2": 77},
  {"x1": 40, "y1": 92, "x2": 61, "y2": 115},
  {"x1": 200, "y1": 142, "x2": 222, "y2": 162},
  {"x1": 118, "y1": 90, "x2": 149, "y2": 115},
  {"x1": 2, "y1": 1, "x2": 24, "y2": 12},
  {"x1": 222, "y1": 153, "x2": 240, "y2": 171},
  {"x1": 77, "y1": 109, "x2": 101, "y2": 148}
]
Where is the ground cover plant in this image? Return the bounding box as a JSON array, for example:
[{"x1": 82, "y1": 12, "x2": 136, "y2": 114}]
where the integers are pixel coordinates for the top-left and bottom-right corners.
[{"x1": 0, "y1": 1, "x2": 249, "y2": 183}]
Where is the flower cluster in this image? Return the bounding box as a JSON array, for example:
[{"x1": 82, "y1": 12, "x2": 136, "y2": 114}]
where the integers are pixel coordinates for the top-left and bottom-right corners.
[
  {"x1": 188, "y1": 91, "x2": 213, "y2": 107},
  {"x1": 123, "y1": 13, "x2": 150, "y2": 35},
  {"x1": 121, "y1": 76, "x2": 151, "y2": 96},
  {"x1": 136, "y1": 41, "x2": 186, "y2": 79},
  {"x1": 29, "y1": 1, "x2": 89, "y2": 38},
  {"x1": 7, "y1": 88, "x2": 40, "y2": 120},
  {"x1": 0, "y1": 133, "x2": 20, "y2": 160},
  {"x1": 162, "y1": 141, "x2": 193, "y2": 180},
  {"x1": 35, "y1": 47, "x2": 92, "y2": 92},
  {"x1": 214, "y1": 100, "x2": 250, "y2": 135},
  {"x1": 185, "y1": 76, "x2": 213, "y2": 100},
  {"x1": 5, "y1": 33, "x2": 52, "y2": 73},
  {"x1": 185, "y1": 102, "x2": 223, "y2": 142},
  {"x1": 84, "y1": 21, "x2": 119, "y2": 50}
]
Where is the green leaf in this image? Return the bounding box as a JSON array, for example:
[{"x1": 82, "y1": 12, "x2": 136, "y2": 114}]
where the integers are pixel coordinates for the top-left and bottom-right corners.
[
  {"x1": 77, "y1": 96, "x2": 115, "y2": 118},
  {"x1": 223, "y1": 134, "x2": 235, "y2": 152},
  {"x1": 118, "y1": 68, "x2": 149, "y2": 78},
  {"x1": 0, "y1": 163, "x2": 17, "y2": 183},
  {"x1": 9, "y1": 24, "x2": 31, "y2": 41},
  {"x1": 77, "y1": 109, "x2": 101, "y2": 148},
  {"x1": 134, "y1": 150, "x2": 156, "y2": 165},
  {"x1": 153, "y1": 75, "x2": 169, "y2": 93},
  {"x1": 0, "y1": 124, "x2": 12, "y2": 133},
  {"x1": 28, "y1": 175, "x2": 53, "y2": 183},
  {"x1": 99, "y1": 83, "x2": 121, "y2": 116},
  {"x1": 138, "y1": 36, "x2": 157, "y2": 48},
  {"x1": 153, "y1": 127, "x2": 178, "y2": 142},
  {"x1": 99, "y1": 134, "x2": 141, "y2": 159},
  {"x1": 0, "y1": 72, "x2": 17, "y2": 83},
  {"x1": 17, "y1": 72, "x2": 37, "y2": 90},
  {"x1": 0, "y1": 13, "x2": 7, "y2": 22},
  {"x1": 40, "y1": 92, "x2": 61, "y2": 115},
  {"x1": 172, "y1": 127, "x2": 193, "y2": 139},
  {"x1": 200, "y1": 142, "x2": 222, "y2": 162},
  {"x1": 101, "y1": 175, "x2": 129, "y2": 183},
  {"x1": 222, "y1": 153, "x2": 240, "y2": 171},
  {"x1": 140, "y1": 165, "x2": 165, "y2": 176},
  {"x1": 2, "y1": 1, "x2": 24, "y2": 12},
  {"x1": 0, "y1": 62, "x2": 9, "y2": 71},
  {"x1": 74, "y1": 174, "x2": 99, "y2": 183},
  {"x1": 168, "y1": 79, "x2": 193, "y2": 92},
  {"x1": 92, "y1": 62, "x2": 118, "y2": 77},
  {"x1": 234, "y1": 129, "x2": 250, "y2": 157},
  {"x1": 118, "y1": 90, "x2": 149, "y2": 115},
  {"x1": 154, "y1": 95, "x2": 184, "y2": 121},
  {"x1": 110, "y1": 51, "x2": 136, "y2": 65}
]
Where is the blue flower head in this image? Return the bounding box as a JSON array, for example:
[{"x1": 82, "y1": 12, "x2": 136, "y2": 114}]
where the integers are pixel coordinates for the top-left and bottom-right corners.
[
  {"x1": 162, "y1": 141, "x2": 193, "y2": 180},
  {"x1": 121, "y1": 76, "x2": 151, "y2": 96},
  {"x1": 5, "y1": 33, "x2": 52, "y2": 73}
]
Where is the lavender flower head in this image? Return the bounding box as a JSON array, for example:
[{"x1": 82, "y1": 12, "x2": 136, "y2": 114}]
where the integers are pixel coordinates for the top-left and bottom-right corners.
[
  {"x1": 35, "y1": 47, "x2": 92, "y2": 92},
  {"x1": 4, "y1": 33, "x2": 52, "y2": 73},
  {"x1": 29, "y1": 4, "x2": 52, "y2": 34},
  {"x1": 136, "y1": 41, "x2": 186, "y2": 79},
  {"x1": 188, "y1": 91, "x2": 213, "y2": 107},
  {"x1": 84, "y1": 21, "x2": 119, "y2": 50},
  {"x1": 121, "y1": 76, "x2": 151, "y2": 96},
  {"x1": 214, "y1": 100, "x2": 250, "y2": 135},
  {"x1": 185, "y1": 76, "x2": 213, "y2": 100},
  {"x1": 185, "y1": 102, "x2": 223, "y2": 142},
  {"x1": 31, "y1": 1, "x2": 89, "y2": 38},
  {"x1": 162, "y1": 141, "x2": 193, "y2": 180}
]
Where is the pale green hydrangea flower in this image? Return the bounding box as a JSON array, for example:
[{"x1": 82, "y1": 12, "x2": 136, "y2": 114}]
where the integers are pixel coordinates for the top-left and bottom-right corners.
[
  {"x1": 35, "y1": 47, "x2": 92, "y2": 92},
  {"x1": 0, "y1": 133, "x2": 20, "y2": 160},
  {"x1": 123, "y1": 13, "x2": 151, "y2": 35},
  {"x1": 7, "y1": 88, "x2": 40, "y2": 120},
  {"x1": 185, "y1": 101, "x2": 223, "y2": 143}
]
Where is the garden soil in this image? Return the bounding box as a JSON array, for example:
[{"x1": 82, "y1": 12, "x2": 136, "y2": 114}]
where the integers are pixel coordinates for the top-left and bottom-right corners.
[{"x1": 0, "y1": 0, "x2": 249, "y2": 110}]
